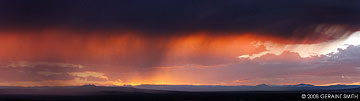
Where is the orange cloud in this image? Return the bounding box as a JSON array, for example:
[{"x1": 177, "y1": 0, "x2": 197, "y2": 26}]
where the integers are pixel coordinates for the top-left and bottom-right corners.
[{"x1": 0, "y1": 28, "x2": 356, "y2": 86}]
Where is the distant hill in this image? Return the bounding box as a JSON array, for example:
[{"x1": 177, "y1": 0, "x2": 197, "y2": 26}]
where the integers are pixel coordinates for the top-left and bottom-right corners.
[
  {"x1": 134, "y1": 84, "x2": 360, "y2": 91},
  {"x1": 0, "y1": 84, "x2": 358, "y2": 95},
  {"x1": 0, "y1": 84, "x2": 358, "y2": 101},
  {"x1": 0, "y1": 86, "x2": 168, "y2": 95},
  {"x1": 283, "y1": 83, "x2": 315, "y2": 87}
]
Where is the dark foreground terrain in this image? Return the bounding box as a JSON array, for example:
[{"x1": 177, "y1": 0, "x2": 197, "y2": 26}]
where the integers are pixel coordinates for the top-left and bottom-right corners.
[
  {"x1": 0, "y1": 91, "x2": 359, "y2": 101},
  {"x1": 0, "y1": 85, "x2": 358, "y2": 101}
]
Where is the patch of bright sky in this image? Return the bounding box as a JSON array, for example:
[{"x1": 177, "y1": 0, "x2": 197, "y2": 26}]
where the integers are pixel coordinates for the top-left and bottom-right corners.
[{"x1": 239, "y1": 31, "x2": 360, "y2": 59}]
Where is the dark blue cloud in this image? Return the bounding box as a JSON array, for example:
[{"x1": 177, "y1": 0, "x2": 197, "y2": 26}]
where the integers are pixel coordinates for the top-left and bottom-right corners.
[{"x1": 0, "y1": 0, "x2": 359, "y2": 39}]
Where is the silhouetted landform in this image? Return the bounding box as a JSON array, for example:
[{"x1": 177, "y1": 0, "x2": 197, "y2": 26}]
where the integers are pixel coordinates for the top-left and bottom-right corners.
[
  {"x1": 134, "y1": 83, "x2": 360, "y2": 91},
  {"x1": 339, "y1": 86, "x2": 360, "y2": 92},
  {"x1": 0, "y1": 85, "x2": 168, "y2": 95},
  {"x1": 0, "y1": 84, "x2": 358, "y2": 101}
]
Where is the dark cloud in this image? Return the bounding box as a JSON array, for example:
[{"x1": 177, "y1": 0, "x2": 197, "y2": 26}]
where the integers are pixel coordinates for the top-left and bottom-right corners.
[
  {"x1": 0, "y1": 62, "x2": 83, "y2": 81},
  {"x1": 321, "y1": 45, "x2": 360, "y2": 64},
  {"x1": 0, "y1": 0, "x2": 359, "y2": 40}
]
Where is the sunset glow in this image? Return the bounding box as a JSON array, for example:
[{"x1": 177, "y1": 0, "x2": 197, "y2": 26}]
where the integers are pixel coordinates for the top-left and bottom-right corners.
[{"x1": 0, "y1": 28, "x2": 357, "y2": 86}]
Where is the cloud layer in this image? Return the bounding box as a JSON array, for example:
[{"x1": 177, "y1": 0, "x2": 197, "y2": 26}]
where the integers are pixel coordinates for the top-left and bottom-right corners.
[
  {"x1": 0, "y1": 0, "x2": 359, "y2": 86},
  {"x1": 0, "y1": 0, "x2": 359, "y2": 41}
]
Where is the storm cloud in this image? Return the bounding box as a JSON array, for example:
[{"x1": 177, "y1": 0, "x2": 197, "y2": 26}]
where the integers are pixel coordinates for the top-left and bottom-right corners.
[{"x1": 0, "y1": 0, "x2": 359, "y2": 41}]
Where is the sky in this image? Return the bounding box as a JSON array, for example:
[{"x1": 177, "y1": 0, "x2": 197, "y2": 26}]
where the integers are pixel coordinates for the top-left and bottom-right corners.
[{"x1": 0, "y1": 0, "x2": 360, "y2": 86}]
